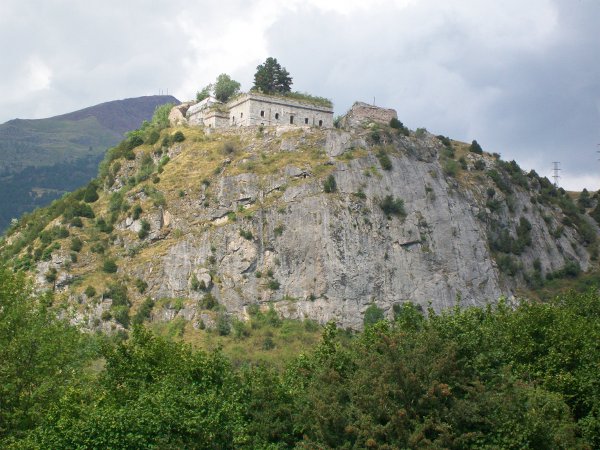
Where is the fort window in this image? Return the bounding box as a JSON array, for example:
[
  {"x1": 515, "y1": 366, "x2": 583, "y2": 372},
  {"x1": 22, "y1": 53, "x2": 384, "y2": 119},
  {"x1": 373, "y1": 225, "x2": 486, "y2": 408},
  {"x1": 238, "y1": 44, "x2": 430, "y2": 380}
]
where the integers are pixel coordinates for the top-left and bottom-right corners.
[
  {"x1": 260, "y1": 110, "x2": 265, "y2": 117},
  {"x1": 275, "y1": 113, "x2": 279, "y2": 120},
  {"x1": 240, "y1": 112, "x2": 243, "y2": 118},
  {"x1": 304, "y1": 118, "x2": 309, "y2": 124},
  {"x1": 318, "y1": 119, "x2": 323, "y2": 127},
  {"x1": 290, "y1": 116, "x2": 294, "y2": 124}
]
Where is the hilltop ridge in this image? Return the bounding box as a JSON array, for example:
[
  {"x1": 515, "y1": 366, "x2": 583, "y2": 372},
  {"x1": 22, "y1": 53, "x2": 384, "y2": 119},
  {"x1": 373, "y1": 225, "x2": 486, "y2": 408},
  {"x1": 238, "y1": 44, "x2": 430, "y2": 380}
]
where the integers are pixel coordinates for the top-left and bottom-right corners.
[{"x1": 2, "y1": 100, "x2": 598, "y2": 332}]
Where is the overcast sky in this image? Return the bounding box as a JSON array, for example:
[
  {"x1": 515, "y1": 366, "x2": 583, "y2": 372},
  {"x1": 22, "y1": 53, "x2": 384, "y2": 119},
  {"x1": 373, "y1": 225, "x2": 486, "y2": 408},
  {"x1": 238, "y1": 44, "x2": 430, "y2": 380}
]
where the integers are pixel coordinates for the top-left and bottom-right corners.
[{"x1": 1, "y1": 0, "x2": 599, "y2": 190}]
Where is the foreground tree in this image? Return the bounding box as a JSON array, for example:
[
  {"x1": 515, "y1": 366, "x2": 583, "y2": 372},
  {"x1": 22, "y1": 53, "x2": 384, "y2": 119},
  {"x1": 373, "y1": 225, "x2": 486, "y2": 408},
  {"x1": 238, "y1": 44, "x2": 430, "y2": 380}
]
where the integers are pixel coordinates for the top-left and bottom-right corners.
[
  {"x1": 252, "y1": 57, "x2": 292, "y2": 94},
  {"x1": 0, "y1": 266, "x2": 93, "y2": 445}
]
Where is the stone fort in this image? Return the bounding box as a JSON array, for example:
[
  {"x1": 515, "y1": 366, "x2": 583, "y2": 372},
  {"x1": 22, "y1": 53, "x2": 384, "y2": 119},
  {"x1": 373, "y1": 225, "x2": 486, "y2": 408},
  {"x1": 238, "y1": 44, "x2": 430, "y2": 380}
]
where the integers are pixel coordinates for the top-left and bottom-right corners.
[{"x1": 169, "y1": 93, "x2": 334, "y2": 129}]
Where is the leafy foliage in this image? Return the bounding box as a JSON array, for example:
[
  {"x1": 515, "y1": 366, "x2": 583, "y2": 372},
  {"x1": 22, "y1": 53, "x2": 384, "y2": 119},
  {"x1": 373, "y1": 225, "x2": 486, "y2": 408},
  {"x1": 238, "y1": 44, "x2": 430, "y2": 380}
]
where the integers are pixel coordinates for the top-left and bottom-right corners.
[
  {"x1": 252, "y1": 57, "x2": 293, "y2": 94},
  {"x1": 469, "y1": 139, "x2": 483, "y2": 154},
  {"x1": 214, "y1": 73, "x2": 241, "y2": 102},
  {"x1": 379, "y1": 195, "x2": 406, "y2": 217},
  {"x1": 2, "y1": 269, "x2": 600, "y2": 448},
  {"x1": 323, "y1": 174, "x2": 337, "y2": 193}
]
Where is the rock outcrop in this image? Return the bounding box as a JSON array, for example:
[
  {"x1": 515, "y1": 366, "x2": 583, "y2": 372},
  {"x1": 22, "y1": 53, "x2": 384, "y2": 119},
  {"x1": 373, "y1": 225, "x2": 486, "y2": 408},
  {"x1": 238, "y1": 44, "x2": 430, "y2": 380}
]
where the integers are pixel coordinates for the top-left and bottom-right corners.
[{"x1": 7, "y1": 103, "x2": 597, "y2": 331}]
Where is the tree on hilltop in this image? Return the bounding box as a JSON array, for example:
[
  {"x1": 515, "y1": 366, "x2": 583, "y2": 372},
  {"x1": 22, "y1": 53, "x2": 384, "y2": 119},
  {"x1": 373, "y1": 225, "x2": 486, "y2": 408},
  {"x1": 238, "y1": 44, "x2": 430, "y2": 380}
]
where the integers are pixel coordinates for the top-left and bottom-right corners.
[
  {"x1": 196, "y1": 73, "x2": 241, "y2": 103},
  {"x1": 214, "y1": 74, "x2": 241, "y2": 102},
  {"x1": 252, "y1": 57, "x2": 293, "y2": 95}
]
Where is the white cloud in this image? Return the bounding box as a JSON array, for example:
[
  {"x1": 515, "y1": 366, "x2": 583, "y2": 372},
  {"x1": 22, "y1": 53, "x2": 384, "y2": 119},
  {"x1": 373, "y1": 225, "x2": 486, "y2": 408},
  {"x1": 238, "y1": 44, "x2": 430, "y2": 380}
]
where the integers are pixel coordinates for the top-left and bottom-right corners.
[
  {"x1": 0, "y1": 0, "x2": 598, "y2": 190},
  {"x1": 26, "y1": 57, "x2": 52, "y2": 92}
]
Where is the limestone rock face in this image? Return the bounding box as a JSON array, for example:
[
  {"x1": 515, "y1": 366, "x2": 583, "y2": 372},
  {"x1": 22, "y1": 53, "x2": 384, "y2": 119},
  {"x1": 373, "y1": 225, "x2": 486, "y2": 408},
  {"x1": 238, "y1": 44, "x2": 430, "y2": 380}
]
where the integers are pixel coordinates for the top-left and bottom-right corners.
[
  {"x1": 24, "y1": 106, "x2": 596, "y2": 330},
  {"x1": 115, "y1": 128, "x2": 591, "y2": 329},
  {"x1": 168, "y1": 103, "x2": 191, "y2": 126}
]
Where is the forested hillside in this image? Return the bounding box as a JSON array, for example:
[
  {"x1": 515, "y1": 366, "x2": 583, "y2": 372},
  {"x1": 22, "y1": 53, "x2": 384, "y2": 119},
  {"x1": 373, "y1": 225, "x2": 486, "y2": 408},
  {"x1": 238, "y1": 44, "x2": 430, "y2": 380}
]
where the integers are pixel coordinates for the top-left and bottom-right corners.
[
  {"x1": 0, "y1": 95, "x2": 178, "y2": 232},
  {"x1": 1, "y1": 265, "x2": 598, "y2": 448}
]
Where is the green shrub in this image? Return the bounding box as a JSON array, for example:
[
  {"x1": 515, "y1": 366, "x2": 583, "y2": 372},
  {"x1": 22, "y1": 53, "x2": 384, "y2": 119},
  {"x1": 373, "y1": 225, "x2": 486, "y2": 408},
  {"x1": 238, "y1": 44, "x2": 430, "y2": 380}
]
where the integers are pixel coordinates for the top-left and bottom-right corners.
[
  {"x1": 497, "y1": 254, "x2": 520, "y2": 275},
  {"x1": 172, "y1": 131, "x2": 185, "y2": 142},
  {"x1": 267, "y1": 279, "x2": 281, "y2": 290},
  {"x1": 146, "y1": 129, "x2": 160, "y2": 145},
  {"x1": 262, "y1": 336, "x2": 275, "y2": 350},
  {"x1": 132, "y1": 204, "x2": 142, "y2": 220},
  {"x1": 84, "y1": 286, "x2": 96, "y2": 298},
  {"x1": 437, "y1": 135, "x2": 452, "y2": 147},
  {"x1": 239, "y1": 229, "x2": 253, "y2": 240},
  {"x1": 138, "y1": 220, "x2": 151, "y2": 239},
  {"x1": 111, "y1": 305, "x2": 130, "y2": 328},
  {"x1": 469, "y1": 139, "x2": 483, "y2": 154},
  {"x1": 379, "y1": 195, "x2": 406, "y2": 217},
  {"x1": 199, "y1": 293, "x2": 217, "y2": 310},
  {"x1": 390, "y1": 117, "x2": 409, "y2": 135},
  {"x1": 216, "y1": 313, "x2": 230, "y2": 336},
  {"x1": 363, "y1": 303, "x2": 385, "y2": 327},
  {"x1": 135, "y1": 278, "x2": 148, "y2": 294},
  {"x1": 323, "y1": 174, "x2": 337, "y2": 193},
  {"x1": 90, "y1": 243, "x2": 106, "y2": 254},
  {"x1": 474, "y1": 159, "x2": 486, "y2": 170},
  {"x1": 377, "y1": 149, "x2": 392, "y2": 170},
  {"x1": 443, "y1": 159, "x2": 459, "y2": 177},
  {"x1": 64, "y1": 202, "x2": 95, "y2": 219},
  {"x1": 415, "y1": 127, "x2": 427, "y2": 138},
  {"x1": 133, "y1": 297, "x2": 155, "y2": 325},
  {"x1": 104, "y1": 282, "x2": 129, "y2": 306},
  {"x1": 83, "y1": 184, "x2": 99, "y2": 203},
  {"x1": 95, "y1": 217, "x2": 113, "y2": 234},
  {"x1": 70, "y1": 237, "x2": 83, "y2": 252},
  {"x1": 70, "y1": 217, "x2": 83, "y2": 228},
  {"x1": 102, "y1": 259, "x2": 118, "y2": 274}
]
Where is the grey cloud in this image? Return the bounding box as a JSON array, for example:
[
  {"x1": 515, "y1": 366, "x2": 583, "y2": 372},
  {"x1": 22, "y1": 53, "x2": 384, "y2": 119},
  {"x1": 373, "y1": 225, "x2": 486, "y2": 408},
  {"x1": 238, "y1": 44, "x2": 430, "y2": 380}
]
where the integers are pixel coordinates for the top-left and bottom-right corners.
[{"x1": 1, "y1": 0, "x2": 599, "y2": 189}]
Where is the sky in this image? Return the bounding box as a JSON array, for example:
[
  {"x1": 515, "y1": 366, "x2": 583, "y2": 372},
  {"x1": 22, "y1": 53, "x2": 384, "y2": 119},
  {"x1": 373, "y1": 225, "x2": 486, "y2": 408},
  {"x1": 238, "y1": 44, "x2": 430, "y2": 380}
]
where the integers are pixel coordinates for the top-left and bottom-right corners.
[{"x1": 1, "y1": 0, "x2": 599, "y2": 190}]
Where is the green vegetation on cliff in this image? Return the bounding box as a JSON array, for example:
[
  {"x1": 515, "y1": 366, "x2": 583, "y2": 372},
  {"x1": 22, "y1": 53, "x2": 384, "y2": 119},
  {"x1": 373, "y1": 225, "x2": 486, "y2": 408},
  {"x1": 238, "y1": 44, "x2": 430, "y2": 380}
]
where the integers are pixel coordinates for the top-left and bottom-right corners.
[{"x1": 1, "y1": 264, "x2": 599, "y2": 448}]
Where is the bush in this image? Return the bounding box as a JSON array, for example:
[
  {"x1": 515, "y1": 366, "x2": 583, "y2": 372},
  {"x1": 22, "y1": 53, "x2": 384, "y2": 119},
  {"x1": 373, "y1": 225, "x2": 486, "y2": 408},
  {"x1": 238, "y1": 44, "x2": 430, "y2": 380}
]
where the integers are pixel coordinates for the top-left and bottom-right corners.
[
  {"x1": 84, "y1": 286, "x2": 96, "y2": 298},
  {"x1": 377, "y1": 150, "x2": 392, "y2": 170},
  {"x1": 240, "y1": 229, "x2": 253, "y2": 241},
  {"x1": 102, "y1": 259, "x2": 118, "y2": 274},
  {"x1": 363, "y1": 303, "x2": 385, "y2": 327},
  {"x1": 379, "y1": 195, "x2": 406, "y2": 217},
  {"x1": 132, "y1": 204, "x2": 142, "y2": 220},
  {"x1": 443, "y1": 159, "x2": 459, "y2": 177},
  {"x1": 132, "y1": 297, "x2": 155, "y2": 325},
  {"x1": 111, "y1": 305, "x2": 130, "y2": 328},
  {"x1": 172, "y1": 131, "x2": 185, "y2": 143},
  {"x1": 104, "y1": 282, "x2": 129, "y2": 306},
  {"x1": 70, "y1": 237, "x2": 83, "y2": 252},
  {"x1": 135, "y1": 278, "x2": 148, "y2": 294},
  {"x1": 469, "y1": 139, "x2": 483, "y2": 154},
  {"x1": 268, "y1": 279, "x2": 281, "y2": 290},
  {"x1": 146, "y1": 129, "x2": 160, "y2": 145},
  {"x1": 199, "y1": 293, "x2": 217, "y2": 310},
  {"x1": 216, "y1": 313, "x2": 231, "y2": 336},
  {"x1": 474, "y1": 159, "x2": 486, "y2": 170},
  {"x1": 390, "y1": 118, "x2": 409, "y2": 135},
  {"x1": 70, "y1": 217, "x2": 83, "y2": 228},
  {"x1": 83, "y1": 184, "x2": 99, "y2": 203},
  {"x1": 323, "y1": 174, "x2": 337, "y2": 193},
  {"x1": 138, "y1": 220, "x2": 150, "y2": 239}
]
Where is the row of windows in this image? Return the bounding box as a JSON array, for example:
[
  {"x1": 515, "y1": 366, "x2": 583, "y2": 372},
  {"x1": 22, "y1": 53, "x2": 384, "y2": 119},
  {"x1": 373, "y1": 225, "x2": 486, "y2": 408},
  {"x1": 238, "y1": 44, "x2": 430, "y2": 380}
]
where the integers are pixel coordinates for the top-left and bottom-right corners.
[{"x1": 231, "y1": 110, "x2": 323, "y2": 126}]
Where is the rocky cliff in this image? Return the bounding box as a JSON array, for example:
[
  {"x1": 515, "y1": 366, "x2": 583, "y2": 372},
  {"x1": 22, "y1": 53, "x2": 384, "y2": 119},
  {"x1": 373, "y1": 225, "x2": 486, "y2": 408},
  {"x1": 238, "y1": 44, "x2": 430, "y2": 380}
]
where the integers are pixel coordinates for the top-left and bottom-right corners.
[{"x1": 2, "y1": 103, "x2": 597, "y2": 330}]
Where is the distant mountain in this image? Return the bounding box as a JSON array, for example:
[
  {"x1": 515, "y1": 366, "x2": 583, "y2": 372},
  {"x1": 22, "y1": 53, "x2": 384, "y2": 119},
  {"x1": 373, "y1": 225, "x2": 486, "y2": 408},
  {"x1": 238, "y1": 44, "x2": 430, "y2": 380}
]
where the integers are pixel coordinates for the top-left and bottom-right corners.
[{"x1": 0, "y1": 95, "x2": 179, "y2": 232}]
